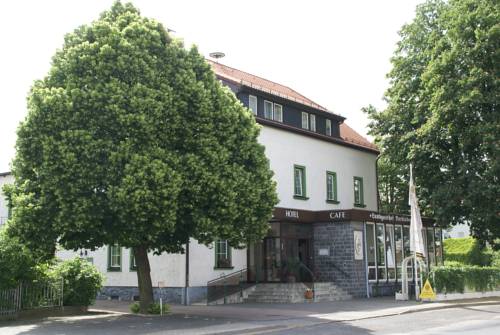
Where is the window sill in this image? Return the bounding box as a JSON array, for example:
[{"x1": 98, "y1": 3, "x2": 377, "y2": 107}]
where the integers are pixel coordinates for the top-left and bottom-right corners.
[
  {"x1": 107, "y1": 267, "x2": 121, "y2": 272},
  {"x1": 354, "y1": 203, "x2": 367, "y2": 208},
  {"x1": 326, "y1": 200, "x2": 340, "y2": 204},
  {"x1": 214, "y1": 266, "x2": 234, "y2": 270},
  {"x1": 293, "y1": 195, "x2": 309, "y2": 200}
]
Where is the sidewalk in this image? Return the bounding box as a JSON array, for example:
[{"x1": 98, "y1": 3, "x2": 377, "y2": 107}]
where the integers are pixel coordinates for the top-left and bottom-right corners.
[{"x1": 90, "y1": 296, "x2": 500, "y2": 322}]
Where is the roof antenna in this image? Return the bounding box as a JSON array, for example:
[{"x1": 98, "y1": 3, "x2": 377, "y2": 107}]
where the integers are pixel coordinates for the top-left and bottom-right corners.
[{"x1": 209, "y1": 52, "x2": 225, "y2": 63}]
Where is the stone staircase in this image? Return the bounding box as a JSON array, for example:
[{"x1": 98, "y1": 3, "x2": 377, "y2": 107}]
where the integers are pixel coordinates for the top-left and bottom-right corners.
[{"x1": 243, "y1": 282, "x2": 351, "y2": 303}]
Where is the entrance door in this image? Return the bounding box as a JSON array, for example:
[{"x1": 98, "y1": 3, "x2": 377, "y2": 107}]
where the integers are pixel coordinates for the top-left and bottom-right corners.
[{"x1": 264, "y1": 238, "x2": 281, "y2": 282}]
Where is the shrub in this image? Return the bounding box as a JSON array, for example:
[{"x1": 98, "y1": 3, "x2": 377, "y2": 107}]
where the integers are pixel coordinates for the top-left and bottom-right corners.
[
  {"x1": 147, "y1": 302, "x2": 170, "y2": 315},
  {"x1": 490, "y1": 250, "x2": 500, "y2": 268},
  {"x1": 129, "y1": 301, "x2": 169, "y2": 314},
  {"x1": 50, "y1": 258, "x2": 104, "y2": 306},
  {"x1": 430, "y1": 265, "x2": 500, "y2": 293},
  {"x1": 130, "y1": 302, "x2": 140, "y2": 313},
  {"x1": 444, "y1": 237, "x2": 491, "y2": 266}
]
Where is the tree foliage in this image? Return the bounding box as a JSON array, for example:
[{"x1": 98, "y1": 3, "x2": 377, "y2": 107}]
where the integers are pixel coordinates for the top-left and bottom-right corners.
[
  {"x1": 0, "y1": 229, "x2": 50, "y2": 289},
  {"x1": 6, "y1": 1, "x2": 277, "y2": 310},
  {"x1": 365, "y1": 0, "x2": 499, "y2": 247}
]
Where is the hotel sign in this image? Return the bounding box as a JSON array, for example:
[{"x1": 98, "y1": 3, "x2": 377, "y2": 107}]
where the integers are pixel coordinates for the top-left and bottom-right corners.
[{"x1": 272, "y1": 207, "x2": 433, "y2": 225}]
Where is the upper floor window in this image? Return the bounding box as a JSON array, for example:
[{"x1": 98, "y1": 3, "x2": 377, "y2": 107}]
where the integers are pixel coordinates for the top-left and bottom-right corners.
[
  {"x1": 354, "y1": 176, "x2": 365, "y2": 207},
  {"x1": 325, "y1": 119, "x2": 332, "y2": 136},
  {"x1": 310, "y1": 114, "x2": 316, "y2": 132},
  {"x1": 249, "y1": 95, "x2": 258, "y2": 115},
  {"x1": 293, "y1": 165, "x2": 307, "y2": 199},
  {"x1": 107, "y1": 244, "x2": 122, "y2": 272},
  {"x1": 264, "y1": 100, "x2": 273, "y2": 119},
  {"x1": 326, "y1": 171, "x2": 338, "y2": 203},
  {"x1": 274, "y1": 103, "x2": 283, "y2": 122},
  {"x1": 215, "y1": 239, "x2": 232, "y2": 269},
  {"x1": 301, "y1": 112, "x2": 309, "y2": 129}
]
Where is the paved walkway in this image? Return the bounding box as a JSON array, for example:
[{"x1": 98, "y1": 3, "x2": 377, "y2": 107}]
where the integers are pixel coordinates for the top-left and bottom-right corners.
[{"x1": 90, "y1": 296, "x2": 500, "y2": 322}]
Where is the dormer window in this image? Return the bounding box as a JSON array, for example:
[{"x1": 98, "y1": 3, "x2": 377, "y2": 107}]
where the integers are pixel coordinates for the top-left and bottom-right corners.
[
  {"x1": 301, "y1": 112, "x2": 309, "y2": 129},
  {"x1": 310, "y1": 114, "x2": 316, "y2": 132},
  {"x1": 274, "y1": 103, "x2": 283, "y2": 122},
  {"x1": 326, "y1": 119, "x2": 332, "y2": 136},
  {"x1": 249, "y1": 95, "x2": 258, "y2": 115},
  {"x1": 264, "y1": 100, "x2": 273, "y2": 120},
  {"x1": 263, "y1": 100, "x2": 283, "y2": 122}
]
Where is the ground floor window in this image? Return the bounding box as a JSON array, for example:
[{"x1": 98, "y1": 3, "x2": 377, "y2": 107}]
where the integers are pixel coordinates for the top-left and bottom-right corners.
[
  {"x1": 215, "y1": 240, "x2": 232, "y2": 269},
  {"x1": 107, "y1": 244, "x2": 122, "y2": 271},
  {"x1": 365, "y1": 222, "x2": 443, "y2": 282}
]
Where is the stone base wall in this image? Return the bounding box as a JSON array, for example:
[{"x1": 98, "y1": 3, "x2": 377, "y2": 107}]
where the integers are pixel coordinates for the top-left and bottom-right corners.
[
  {"x1": 97, "y1": 286, "x2": 207, "y2": 304},
  {"x1": 369, "y1": 282, "x2": 401, "y2": 297},
  {"x1": 313, "y1": 221, "x2": 367, "y2": 298}
]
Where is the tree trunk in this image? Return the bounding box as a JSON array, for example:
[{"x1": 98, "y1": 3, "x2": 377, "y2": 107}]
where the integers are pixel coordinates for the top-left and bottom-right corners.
[{"x1": 134, "y1": 245, "x2": 154, "y2": 313}]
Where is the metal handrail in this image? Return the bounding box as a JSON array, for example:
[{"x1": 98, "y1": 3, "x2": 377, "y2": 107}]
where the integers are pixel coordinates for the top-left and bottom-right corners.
[
  {"x1": 207, "y1": 268, "x2": 246, "y2": 286},
  {"x1": 298, "y1": 262, "x2": 316, "y2": 300},
  {"x1": 331, "y1": 261, "x2": 351, "y2": 278}
]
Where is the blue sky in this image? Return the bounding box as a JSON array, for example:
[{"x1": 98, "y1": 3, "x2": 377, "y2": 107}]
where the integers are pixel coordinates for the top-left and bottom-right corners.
[{"x1": 0, "y1": 0, "x2": 424, "y2": 172}]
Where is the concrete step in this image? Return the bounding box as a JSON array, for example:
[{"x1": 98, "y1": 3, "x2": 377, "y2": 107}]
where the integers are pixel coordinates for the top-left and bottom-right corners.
[{"x1": 240, "y1": 282, "x2": 353, "y2": 304}]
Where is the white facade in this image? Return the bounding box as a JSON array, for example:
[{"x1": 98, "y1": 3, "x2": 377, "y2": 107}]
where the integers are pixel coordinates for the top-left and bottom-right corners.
[
  {"x1": 259, "y1": 126, "x2": 378, "y2": 211},
  {"x1": 0, "y1": 123, "x2": 377, "y2": 291}
]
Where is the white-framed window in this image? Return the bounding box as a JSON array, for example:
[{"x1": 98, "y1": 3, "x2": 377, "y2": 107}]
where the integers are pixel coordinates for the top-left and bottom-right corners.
[
  {"x1": 376, "y1": 223, "x2": 387, "y2": 281},
  {"x1": 310, "y1": 114, "x2": 316, "y2": 132},
  {"x1": 366, "y1": 222, "x2": 377, "y2": 281},
  {"x1": 273, "y1": 103, "x2": 283, "y2": 122},
  {"x1": 386, "y1": 224, "x2": 396, "y2": 281},
  {"x1": 301, "y1": 112, "x2": 309, "y2": 129},
  {"x1": 264, "y1": 100, "x2": 273, "y2": 119},
  {"x1": 293, "y1": 165, "x2": 307, "y2": 198},
  {"x1": 215, "y1": 239, "x2": 232, "y2": 269},
  {"x1": 249, "y1": 95, "x2": 258, "y2": 115},
  {"x1": 325, "y1": 119, "x2": 332, "y2": 136},
  {"x1": 108, "y1": 245, "x2": 121, "y2": 271}
]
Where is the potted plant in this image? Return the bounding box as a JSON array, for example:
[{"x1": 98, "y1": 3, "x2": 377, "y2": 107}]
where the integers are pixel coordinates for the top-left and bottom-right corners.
[{"x1": 304, "y1": 288, "x2": 314, "y2": 299}]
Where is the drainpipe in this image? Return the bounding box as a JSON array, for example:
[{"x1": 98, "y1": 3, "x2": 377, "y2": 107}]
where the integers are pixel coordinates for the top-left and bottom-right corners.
[{"x1": 184, "y1": 239, "x2": 190, "y2": 305}]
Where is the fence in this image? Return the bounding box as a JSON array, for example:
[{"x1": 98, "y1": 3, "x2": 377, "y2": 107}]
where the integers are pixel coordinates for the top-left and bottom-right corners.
[{"x1": 0, "y1": 279, "x2": 63, "y2": 318}]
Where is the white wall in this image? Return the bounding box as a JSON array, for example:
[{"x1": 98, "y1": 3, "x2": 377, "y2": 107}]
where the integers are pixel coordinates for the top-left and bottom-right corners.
[
  {"x1": 57, "y1": 239, "x2": 247, "y2": 288},
  {"x1": 259, "y1": 126, "x2": 378, "y2": 211}
]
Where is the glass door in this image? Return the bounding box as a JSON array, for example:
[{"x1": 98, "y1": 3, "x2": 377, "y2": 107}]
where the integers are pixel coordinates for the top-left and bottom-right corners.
[{"x1": 264, "y1": 237, "x2": 282, "y2": 282}]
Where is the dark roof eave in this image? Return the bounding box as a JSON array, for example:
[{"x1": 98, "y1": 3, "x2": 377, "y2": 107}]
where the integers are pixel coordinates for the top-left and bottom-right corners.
[
  {"x1": 256, "y1": 117, "x2": 380, "y2": 154},
  {"x1": 0, "y1": 171, "x2": 12, "y2": 177}
]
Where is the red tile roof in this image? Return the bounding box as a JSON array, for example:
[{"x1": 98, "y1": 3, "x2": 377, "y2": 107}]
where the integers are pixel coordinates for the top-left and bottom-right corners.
[
  {"x1": 208, "y1": 60, "x2": 328, "y2": 112},
  {"x1": 208, "y1": 60, "x2": 378, "y2": 153},
  {"x1": 339, "y1": 123, "x2": 378, "y2": 151}
]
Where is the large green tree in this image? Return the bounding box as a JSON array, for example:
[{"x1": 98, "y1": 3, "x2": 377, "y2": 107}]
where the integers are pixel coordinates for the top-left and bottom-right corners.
[
  {"x1": 366, "y1": 0, "x2": 499, "y2": 247},
  {"x1": 6, "y1": 1, "x2": 277, "y2": 311}
]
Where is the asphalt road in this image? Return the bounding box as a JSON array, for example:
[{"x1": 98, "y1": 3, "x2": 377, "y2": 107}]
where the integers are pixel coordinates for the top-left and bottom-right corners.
[{"x1": 1, "y1": 303, "x2": 499, "y2": 335}]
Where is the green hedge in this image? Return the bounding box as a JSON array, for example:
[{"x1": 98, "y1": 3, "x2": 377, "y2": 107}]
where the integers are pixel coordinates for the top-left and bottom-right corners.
[
  {"x1": 430, "y1": 265, "x2": 500, "y2": 293},
  {"x1": 444, "y1": 237, "x2": 491, "y2": 266}
]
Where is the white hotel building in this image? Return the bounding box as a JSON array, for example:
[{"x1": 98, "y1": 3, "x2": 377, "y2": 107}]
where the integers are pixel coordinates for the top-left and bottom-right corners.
[{"x1": 0, "y1": 61, "x2": 443, "y2": 304}]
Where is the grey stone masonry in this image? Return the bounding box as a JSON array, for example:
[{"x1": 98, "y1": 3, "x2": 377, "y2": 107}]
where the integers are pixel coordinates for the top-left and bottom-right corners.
[{"x1": 313, "y1": 221, "x2": 367, "y2": 298}]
